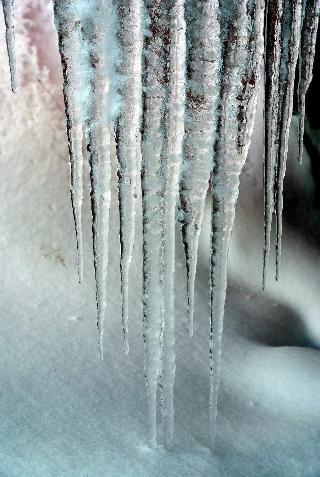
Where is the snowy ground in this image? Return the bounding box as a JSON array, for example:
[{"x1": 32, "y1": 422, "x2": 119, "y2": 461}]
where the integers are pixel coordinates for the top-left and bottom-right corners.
[{"x1": 0, "y1": 2, "x2": 319, "y2": 476}]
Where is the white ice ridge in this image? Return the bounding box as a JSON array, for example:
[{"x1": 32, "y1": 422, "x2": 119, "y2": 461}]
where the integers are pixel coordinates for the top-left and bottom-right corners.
[{"x1": 1, "y1": 0, "x2": 317, "y2": 449}]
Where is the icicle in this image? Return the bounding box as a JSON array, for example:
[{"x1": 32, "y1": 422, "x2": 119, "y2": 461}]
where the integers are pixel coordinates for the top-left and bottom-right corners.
[
  {"x1": 1, "y1": 0, "x2": 17, "y2": 92},
  {"x1": 159, "y1": 1, "x2": 185, "y2": 448},
  {"x1": 263, "y1": 0, "x2": 284, "y2": 289},
  {"x1": 83, "y1": 4, "x2": 112, "y2": 360},
  {"x1": 275, "y1": 0, "x2": 302, "y2": 280},
  {"x1": 116, "y1": 0, "x2": 143, "y2": 354},
  {"x1": 209, "y1": 0, "x2": 265, "y2": 449},
  {"x1": 141, "y1": 0, "x2": 169, "y2": 448},
  {"x1": 179, "y1": 0, "x2": 221, "y2": 337},
  {"x1": 53, "y1": 2, "x2": 84, "y2": 284},
  {"x1": 297, "y1": 0, "x2": 320, "y2": 164}
]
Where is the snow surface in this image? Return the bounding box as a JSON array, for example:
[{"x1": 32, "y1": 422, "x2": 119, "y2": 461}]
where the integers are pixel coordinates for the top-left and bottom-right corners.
[{"x1": 0, "y1": 2, "x2": 319, "y2": 476}]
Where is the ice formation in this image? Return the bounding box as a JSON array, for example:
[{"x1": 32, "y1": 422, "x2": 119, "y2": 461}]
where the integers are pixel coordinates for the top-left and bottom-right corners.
[
  {"x1": 180, "y1": 1, "x2": 220, "y2": 337},
  {"x1": 263, "y1": 0, "x2": 319, "y2": 283},
  {"x1": 209, "y1": 0, "x2": 265, "y2": 447},
  {"x1": 1, "y1": 0, "x2": 17, "y2": 92},
  {"x1": 141, "y1": 0, "x2": 186, "y2": 448},
  {"x1": 298, "y1": 0, "x2": 320, "y2": 165},
  {"x1": 54, "y1": 1, "x2": 85, "y2": 284},
  {"x1": 54, "y1": 0, "x2": 119, "y2": 360},
  {"x1": 116, "y1": 1, "x2": 143, "y2": 354},
  {"x1": 274, "y1": 0, "x2": 302, "y2": 280},
  {"x1": 1, "y1": 0, "x2": 318, "y2": 449}
]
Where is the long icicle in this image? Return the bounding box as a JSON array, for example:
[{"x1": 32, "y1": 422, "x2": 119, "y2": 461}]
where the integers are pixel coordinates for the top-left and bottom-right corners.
[
  {"x1": 116, "y1": 0, "x2": 143, "y2": 354},
  {"x1": 54, "y1": 1, "x2": 84, "y2": 284},
  {"x1": 209, "y1": 0, "x2": 265, "y2": 449},
  {"x1": 263, "y1": 0, "x2": 284, "y2": 289},
  {"x1": 275, "y1": 0, "x2": 302, "y2": 280},
  {"x1": 160, "y1": 0, "x2": 185, "y2": 448},
  {"x1": 1, "y1": 0, "x2": 17, "y2": 92},
  {"x1": 83, "y1": 2, "x2": 112, "y2": 360},
  {"x1": 179, "y1": 0, "x2": 221, "y2": 337},
  {"x1": 141, "y1": 0, "x2": 169, "y2": 448},
  {"x1": 297, "y1": 0, "x2": 320, "y2": 164}
]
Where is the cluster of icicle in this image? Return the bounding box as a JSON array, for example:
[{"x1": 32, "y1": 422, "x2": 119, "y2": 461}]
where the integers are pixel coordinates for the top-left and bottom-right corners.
[
  {"x1": 263, "y1": 0, "x2": 320, "y2": 287},
  {"x1": 1, "y1": 0, "x2": 319, "y2": 450}
]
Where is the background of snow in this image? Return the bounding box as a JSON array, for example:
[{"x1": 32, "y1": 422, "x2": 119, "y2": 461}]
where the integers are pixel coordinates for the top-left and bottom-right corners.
[{"x1": 0, "y1": 2, "x2": 319, "y2": 476}]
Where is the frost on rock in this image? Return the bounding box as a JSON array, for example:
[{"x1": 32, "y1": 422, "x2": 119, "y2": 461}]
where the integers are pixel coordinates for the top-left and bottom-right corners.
[
  {"x1": 209, "y1": 0, "x2": 265, "y2": 448},
  {"x1": 1, "y1": 0, "x2": 318, "y2": 450},
  {"x1": 1, "y1": 0, "x2": 17, "y2": 92}
]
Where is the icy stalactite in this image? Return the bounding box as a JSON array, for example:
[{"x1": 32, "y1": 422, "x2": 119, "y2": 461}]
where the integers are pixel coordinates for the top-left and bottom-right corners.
[
  {"x1": 179, "y1": 0, "x2": 221, "y2": 337},
  {"x1": 263, "y1": 0, "x2": 284, "y2": 289},
  {"x1": 159, "y1": 1, "x2": 185, "y2": 448},
  {"x1": 1, "y1": 0, "x2": 17, "y2": 92},
  {"x1": 84, "y1": 9, "x2": 112, "y2": 361},
  {"x1": 274, "y1": 0, "x2": 302, "y2": 280},
  {"x1": 20, "y1": 0, "x2": 318, "y2": 449},
  {"x1": 209, "y1": 0, "x2": 265, "y2": 448},
  {"x1": 116, "y1": 0, "x2": 143, "y2": 354},
  {"x1": 141, "y1": 0, "x2": 169, "y2": 448},
  {"x1": 54, "y1": 0, "x2": 118, "y2": 360},
  {"x1": 297, "y1": 0, "x2": 320, "y2": 164},
  {"x1": 54, "y1": 2, "x2": 84, "y2": 284}
]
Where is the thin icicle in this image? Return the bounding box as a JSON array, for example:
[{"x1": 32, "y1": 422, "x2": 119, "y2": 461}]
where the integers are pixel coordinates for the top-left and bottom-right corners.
[
  {"x1": 1, "y1": 0, "x2": 17, "y2": 92},
  {"x1": 275, "y1": 0, "x2": 302, "y2": 280},
  {"x1": 179, "y1": 0, "x2": 221, "y2": 337},
  {"x1": 54, "y1": 2, "x2": 84, "y2": 284},
  {"x1": 160, "y1": 1, "x2": 185, "y2": 448},
  {"x1": 297, "y1": 0, "x2": 320, "y2": 164},
  {"x1": 209, "y1": 0, "x2": 265, "y2": 449},
  {"x1": 237, "y1": 3, "x2": 266, "y2": 156},
  {"x1": 83, "y1": 4, "x2": 112, "y2": 360},
  {"x1": 263, "y1": 0, "x2": 284, "y2": 288},
  {"x1": 141, "y1": 0, "x2": 169, "y2": 448},
  {"x1": 116, "y1": 0, "x2": 143, "y2": 354}
]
